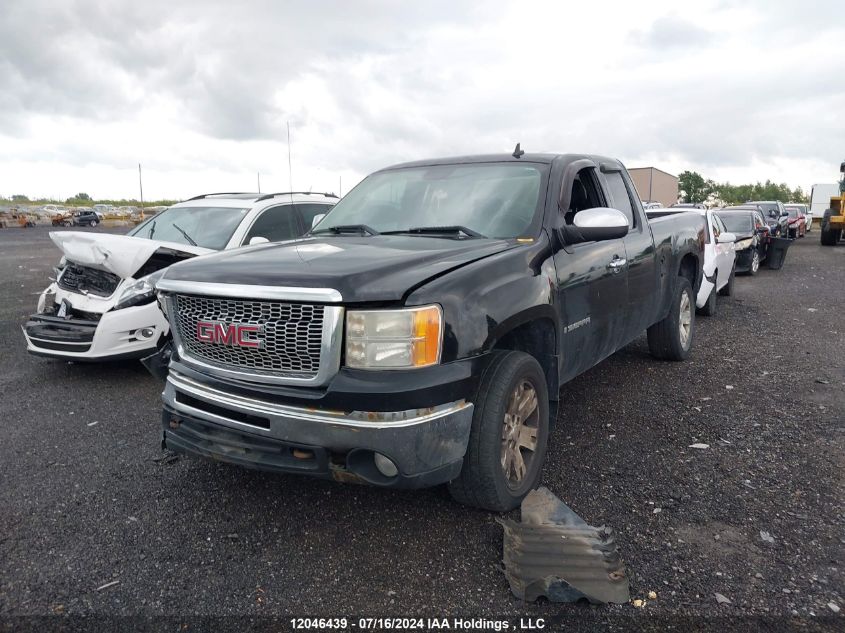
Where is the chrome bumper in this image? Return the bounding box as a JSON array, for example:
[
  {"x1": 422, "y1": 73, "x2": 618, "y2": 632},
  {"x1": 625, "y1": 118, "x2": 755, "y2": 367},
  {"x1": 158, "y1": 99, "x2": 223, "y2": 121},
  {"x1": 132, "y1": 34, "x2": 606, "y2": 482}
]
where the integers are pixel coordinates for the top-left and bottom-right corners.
[{"x1": 162, "y1": 370, "x2": 474, "y2": 485}]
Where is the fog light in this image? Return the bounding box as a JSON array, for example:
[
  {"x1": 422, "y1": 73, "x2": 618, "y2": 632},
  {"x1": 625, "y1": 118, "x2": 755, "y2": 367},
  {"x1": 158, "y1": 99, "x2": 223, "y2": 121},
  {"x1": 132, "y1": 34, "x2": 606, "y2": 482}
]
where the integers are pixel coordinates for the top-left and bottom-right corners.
[
  {"x1": 373, "y1": 453, "x2": 398, "y2": 478},
  {"x1": 139, "y1": 328, "x2": 155, "y2": 339}
]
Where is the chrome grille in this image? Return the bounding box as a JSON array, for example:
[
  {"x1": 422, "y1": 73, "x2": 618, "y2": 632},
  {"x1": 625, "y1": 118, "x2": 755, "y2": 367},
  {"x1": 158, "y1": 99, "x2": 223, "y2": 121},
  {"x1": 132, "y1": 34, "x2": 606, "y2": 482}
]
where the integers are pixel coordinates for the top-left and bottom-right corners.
[{"x1": 173, "y1": 294, "x2": 325, "y2": 376}]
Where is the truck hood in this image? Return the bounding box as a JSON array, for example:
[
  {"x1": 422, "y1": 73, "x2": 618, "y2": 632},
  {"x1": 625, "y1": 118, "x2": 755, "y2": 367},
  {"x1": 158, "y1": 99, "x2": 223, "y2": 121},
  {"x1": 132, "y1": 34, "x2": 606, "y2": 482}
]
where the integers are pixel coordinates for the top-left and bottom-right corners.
[
  {"x1": 50, "y1": 231, "x2": 213, "y2": 279},
  {"x1": 160, "y1": 235, "x2": 518, "y2": 302}
]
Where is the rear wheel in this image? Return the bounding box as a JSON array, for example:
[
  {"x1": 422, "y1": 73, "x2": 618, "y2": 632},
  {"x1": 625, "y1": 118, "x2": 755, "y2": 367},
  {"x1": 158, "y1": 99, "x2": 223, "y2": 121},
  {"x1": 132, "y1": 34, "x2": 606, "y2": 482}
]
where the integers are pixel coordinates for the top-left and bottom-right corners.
[
  {"x1": 647, "y1": 276, "x2": 694, "y2": 361},
  {"x1": 448, "y1": 350, "x2": 549, "y2": 511}
]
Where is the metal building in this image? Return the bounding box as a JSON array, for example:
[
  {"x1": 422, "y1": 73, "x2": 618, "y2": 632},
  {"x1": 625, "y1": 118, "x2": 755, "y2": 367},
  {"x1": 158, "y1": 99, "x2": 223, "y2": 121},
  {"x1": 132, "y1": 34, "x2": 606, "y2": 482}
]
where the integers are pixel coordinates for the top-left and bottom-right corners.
[{"x1": 628, "y1": 167, "x2": 679, "y2": 208}]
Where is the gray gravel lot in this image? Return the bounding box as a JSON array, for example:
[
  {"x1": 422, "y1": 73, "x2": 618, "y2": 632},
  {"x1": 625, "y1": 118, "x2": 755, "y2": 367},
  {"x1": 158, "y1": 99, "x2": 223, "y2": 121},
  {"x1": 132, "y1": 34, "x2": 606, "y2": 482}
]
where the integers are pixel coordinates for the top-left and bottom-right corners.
[{"x1": 0, "y1": 225, "x2": 842, "y2": 631}]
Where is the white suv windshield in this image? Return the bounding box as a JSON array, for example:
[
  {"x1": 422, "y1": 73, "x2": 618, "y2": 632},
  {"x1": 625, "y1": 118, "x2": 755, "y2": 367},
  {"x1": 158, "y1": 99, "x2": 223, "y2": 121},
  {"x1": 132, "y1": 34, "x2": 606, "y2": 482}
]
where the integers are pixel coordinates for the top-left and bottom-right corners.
[
  {"x1": 316, "y1": 163, "x2": 543, "y2": 238},
  {"x1": 128, "y1": 206, "x2": 249, "y2": 250}
]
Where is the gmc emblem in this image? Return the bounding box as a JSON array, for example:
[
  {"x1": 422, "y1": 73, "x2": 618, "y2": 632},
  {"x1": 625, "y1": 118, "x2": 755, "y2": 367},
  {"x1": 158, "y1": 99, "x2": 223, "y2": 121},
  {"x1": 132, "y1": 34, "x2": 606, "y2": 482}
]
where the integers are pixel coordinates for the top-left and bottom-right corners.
[{"x1": 196, "y1": 321, "x2": 264, "y2": 349}]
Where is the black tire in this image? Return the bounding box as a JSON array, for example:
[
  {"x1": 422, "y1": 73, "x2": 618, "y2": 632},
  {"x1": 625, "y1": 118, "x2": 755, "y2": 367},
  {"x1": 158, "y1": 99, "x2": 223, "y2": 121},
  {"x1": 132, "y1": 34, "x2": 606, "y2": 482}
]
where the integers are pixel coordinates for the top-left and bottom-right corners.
[
  {"x1": 697, "y1": 283, "x2": 717, "y2": 317},
  {"x1": 90, "y1": 220, "x2": 98, "y2": 227},
  {"x1": 647, "y1": 276, "x2": 694, "y2": 361},
  {"x1": 748, "y1": 249, "x2": 760, "y2": 276},
  {"x1": 820, "y1": 209, "x2": 841, "y2": 246},
  {"x1": 718, "y1": 264, "x2": 735, "y2": 297},
  {"x1": 448, "y1": 350, "x2": 550, "y2": 512}
]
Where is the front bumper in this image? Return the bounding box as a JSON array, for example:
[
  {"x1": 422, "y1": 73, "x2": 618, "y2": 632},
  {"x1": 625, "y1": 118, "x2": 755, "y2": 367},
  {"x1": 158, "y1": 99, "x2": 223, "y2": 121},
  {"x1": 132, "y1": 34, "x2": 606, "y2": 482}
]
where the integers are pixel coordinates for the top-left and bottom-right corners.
[
  {"x1": 162, "y1": 369, "x2": 475, "y2": 488},
  {"x1": 23, "y1": 298, "x2": 169, "y2": 361}
]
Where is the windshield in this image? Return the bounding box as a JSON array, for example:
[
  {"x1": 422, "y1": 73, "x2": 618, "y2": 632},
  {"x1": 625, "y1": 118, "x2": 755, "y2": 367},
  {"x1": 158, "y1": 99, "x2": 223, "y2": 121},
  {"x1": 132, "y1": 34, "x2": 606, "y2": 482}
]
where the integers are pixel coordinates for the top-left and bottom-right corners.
[
  {"x1": 718, "y1": 213, "x2": 753, "y2": 233},
  {"x1": 127, "y1": 206, "x2": 249, "y2": 249},
  {"x1": 315, "y1": 163, "x2": 544, "y2": 238},
  {"x1": 754, "y1": 203, "x2": 778, "y2": 217},
  {"x1": 785, "y1": 207, "x2": 800, "y2": 218}
]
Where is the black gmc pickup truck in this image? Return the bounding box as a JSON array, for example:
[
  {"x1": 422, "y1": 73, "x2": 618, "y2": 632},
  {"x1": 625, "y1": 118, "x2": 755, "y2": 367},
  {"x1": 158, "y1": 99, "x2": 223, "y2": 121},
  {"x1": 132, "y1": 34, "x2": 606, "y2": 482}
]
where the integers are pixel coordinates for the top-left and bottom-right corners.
[{"x1": 150, "y1": 152, "x2": 705, "y2": 511}]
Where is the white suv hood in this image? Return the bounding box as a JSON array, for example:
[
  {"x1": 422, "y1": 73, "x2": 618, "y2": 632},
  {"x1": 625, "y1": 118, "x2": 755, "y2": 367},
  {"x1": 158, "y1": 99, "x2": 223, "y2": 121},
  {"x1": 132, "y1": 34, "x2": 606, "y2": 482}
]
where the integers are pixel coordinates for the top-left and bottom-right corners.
[{"x1": 50, "y1": 231, "x2": 212, "y2": 279}]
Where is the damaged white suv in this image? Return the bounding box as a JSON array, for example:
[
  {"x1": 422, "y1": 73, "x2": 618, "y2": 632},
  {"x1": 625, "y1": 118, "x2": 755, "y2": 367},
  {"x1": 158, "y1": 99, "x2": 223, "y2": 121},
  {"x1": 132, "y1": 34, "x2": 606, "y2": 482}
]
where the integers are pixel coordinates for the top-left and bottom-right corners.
[{"x1": 23, "y1": 192, "x2": 336, "y2": 361}]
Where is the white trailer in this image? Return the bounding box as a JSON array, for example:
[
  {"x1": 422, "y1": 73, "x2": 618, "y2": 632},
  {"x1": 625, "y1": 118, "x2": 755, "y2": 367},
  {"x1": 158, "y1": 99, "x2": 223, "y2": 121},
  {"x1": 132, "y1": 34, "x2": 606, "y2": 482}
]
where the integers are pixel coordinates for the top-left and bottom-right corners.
[{"x1": 810, "y1": 183, "x2": 838, "y2": 230}]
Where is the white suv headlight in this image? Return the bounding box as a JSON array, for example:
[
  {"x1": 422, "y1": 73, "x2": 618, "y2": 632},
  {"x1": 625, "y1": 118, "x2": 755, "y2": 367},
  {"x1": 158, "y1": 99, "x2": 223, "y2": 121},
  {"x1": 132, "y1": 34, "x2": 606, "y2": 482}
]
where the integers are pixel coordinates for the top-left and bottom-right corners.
[
  {"x1": 346, "y1": 305, "x2": 442, "y2": 369},
  {"x1": 114, "y1": 271, "x2": 165, "y2": 310}
]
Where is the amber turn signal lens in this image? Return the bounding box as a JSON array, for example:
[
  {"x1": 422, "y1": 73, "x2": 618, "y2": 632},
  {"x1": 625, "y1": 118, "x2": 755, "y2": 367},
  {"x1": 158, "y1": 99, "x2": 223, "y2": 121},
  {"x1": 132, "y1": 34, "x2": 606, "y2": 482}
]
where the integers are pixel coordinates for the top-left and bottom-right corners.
[{"x1": 411, "y1": 306, "x2": 442, "y2": 367}]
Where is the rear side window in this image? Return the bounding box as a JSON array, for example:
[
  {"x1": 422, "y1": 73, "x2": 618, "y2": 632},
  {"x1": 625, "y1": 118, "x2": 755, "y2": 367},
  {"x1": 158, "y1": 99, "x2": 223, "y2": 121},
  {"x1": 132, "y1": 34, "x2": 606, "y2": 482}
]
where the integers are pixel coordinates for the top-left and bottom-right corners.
[
  {"x1": 245, "y1": 205, "x2": 301, "y2": 243},
  {"x1": 604, "y1": 171, "x2": 635, "y2": 228}
]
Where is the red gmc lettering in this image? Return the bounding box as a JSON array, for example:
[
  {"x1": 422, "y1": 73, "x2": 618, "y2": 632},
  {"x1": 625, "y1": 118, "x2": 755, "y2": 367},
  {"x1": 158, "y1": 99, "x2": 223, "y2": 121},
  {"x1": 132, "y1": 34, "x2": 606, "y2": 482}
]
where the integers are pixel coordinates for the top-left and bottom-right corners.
[
  {"x1": 195, "y1": 321, "x2": 262, "y2": 348},
  {"x1": 235, "y1": 324, "x2": 261, "y2": 348}
]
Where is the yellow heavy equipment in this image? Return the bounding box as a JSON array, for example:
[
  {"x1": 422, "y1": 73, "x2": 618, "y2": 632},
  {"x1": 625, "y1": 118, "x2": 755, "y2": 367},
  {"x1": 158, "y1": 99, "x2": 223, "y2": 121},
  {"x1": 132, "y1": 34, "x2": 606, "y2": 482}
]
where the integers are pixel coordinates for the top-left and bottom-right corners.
[{"x1": 820, "y1": 160, "x2": 845, "y2": 246}]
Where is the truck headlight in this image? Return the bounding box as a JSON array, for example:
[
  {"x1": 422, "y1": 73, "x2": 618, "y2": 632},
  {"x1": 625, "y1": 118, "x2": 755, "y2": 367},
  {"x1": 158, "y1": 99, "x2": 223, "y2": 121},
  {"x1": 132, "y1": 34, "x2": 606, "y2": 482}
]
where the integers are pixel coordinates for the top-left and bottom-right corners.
[
  {"x1": 735, "y1": 238, "x2": 754, "y2": 250},
  {"x1": 346, "y1": 305, "x2": 442, "y2": 369},
  {"x1": 114, "y1": 271, "x2": 165, "y2": 310}
]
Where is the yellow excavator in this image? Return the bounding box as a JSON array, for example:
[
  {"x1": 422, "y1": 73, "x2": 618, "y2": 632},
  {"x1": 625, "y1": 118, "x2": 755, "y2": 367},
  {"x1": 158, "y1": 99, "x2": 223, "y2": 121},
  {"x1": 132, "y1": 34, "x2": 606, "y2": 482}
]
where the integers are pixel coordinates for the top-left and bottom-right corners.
[{"x1": 820, "y1": 160, "x2": 845, "y2": 245}]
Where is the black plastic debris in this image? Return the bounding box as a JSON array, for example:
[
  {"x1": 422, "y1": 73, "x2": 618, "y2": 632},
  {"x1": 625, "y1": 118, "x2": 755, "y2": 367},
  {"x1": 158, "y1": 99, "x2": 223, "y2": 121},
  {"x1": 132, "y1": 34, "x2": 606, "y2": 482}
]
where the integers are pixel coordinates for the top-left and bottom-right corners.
[
  {"x1": 766, "y1": 236, "x2": 792, "y2": 270},
  {"x1": 498, "y1": 487, "x2": 629, "y2": 604}
]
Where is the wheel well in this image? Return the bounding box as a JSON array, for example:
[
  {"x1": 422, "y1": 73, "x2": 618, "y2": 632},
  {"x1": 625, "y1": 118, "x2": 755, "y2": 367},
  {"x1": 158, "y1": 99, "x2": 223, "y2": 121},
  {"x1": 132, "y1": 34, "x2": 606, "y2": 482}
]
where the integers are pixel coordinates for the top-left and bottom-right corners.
[
  {"x1": 679, "y1": 254, "x2": 699, "y2": 291},
  {"x1": 491, "y1": 318, "x2": 558, "y2": 400}
]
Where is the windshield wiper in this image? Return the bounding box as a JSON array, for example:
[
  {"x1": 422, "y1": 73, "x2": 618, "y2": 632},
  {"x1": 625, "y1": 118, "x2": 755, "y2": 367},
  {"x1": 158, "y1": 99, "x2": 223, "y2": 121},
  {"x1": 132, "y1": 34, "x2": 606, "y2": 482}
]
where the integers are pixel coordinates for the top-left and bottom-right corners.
[
  {"x1": 147, "y1": 220, "x2": 156, "y2": 239},
  {"x1": 384, "y1": 225, "x2": 486, "y2": 238},
  {"x1": 310, "y1": 224, "x2": 380, "y2": 236},
  {"x1": 171, "y1": 223, "x2": 198, "y2": 246}
]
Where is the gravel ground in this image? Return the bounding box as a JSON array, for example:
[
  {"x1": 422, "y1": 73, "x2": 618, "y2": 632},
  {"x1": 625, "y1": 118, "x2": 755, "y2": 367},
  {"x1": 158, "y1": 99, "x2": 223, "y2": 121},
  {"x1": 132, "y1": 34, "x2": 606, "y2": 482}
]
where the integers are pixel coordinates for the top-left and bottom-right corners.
[{"x1": 0, "y1": 226, "x2": 842, "y2": 632}]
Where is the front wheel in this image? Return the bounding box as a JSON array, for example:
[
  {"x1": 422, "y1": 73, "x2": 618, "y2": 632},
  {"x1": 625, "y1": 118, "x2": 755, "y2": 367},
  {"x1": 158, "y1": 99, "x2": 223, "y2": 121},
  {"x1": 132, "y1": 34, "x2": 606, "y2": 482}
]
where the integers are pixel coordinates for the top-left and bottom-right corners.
[
  {"x1": 647, "y1": 276, "x2": 694, "y2": 361},
  {"x1": 820, "y1": 209, "x2": 841, "y2": 246},
  {"x1": 90, "y1": 220, "x2": 98, "y2": 227},
  {"x1": 749, "y1": 249, "x2": 761, "y2": 276},
  {"x1": 718, "y1": 264, "x2": 735, "y2": 297},
  {"x1": 448, "y1": 350, "x2": 549, "y2": 512},
  {"x1": 697, "y1": 283, "x2": 717, "y2": 317}
]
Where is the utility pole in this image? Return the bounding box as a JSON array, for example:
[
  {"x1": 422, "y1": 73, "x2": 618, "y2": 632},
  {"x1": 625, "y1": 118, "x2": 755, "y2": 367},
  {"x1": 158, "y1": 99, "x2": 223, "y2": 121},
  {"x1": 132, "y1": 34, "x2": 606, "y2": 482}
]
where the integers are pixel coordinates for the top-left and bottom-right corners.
[
  {"x1": 138, "y1": 163, "x2": 144, "y2": 206},
  {"x1": 257, "y1": 172, "x2": 261, "y2": 193},
  {"x1": 339, "y1": 175, "x2": 342, "y2": 197},
  {"x1": 287, "y1": 121, "x2": 293, "y2": 193}
]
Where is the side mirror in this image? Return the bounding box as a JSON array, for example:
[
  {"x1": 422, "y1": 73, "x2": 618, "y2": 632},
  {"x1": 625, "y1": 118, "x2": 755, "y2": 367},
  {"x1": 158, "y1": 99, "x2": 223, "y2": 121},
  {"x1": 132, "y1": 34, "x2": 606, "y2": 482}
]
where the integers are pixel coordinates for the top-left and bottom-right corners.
[
  {"x1": 717, "y1": 232, "x2": 736, "y2": 244},
  {"x1": 780, "y1": 210, "x2": 789, "y2": 217},
  {"x1": 311, "y1": 213, "x2": 326, "y2": 228},
  {"x1": 248, "y1": 236, "x2": 269, "y2": 245},
  {"x1": 567, "y1": 207, "x2": 629, "y2": 243}
]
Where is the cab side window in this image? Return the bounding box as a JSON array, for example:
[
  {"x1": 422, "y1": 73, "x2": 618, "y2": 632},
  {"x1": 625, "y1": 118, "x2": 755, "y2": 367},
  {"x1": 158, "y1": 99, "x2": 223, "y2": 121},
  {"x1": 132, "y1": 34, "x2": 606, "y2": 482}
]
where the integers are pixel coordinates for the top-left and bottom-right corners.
[
  {"x1": 565, "y1": 168, "x2": 605, "y2": 225},
  {"x1": 245, "y1": 205, "x2": 301, "y2": 243},
  {"x1": 604, "y1": 171, "x2": 636, "y2": 228}
]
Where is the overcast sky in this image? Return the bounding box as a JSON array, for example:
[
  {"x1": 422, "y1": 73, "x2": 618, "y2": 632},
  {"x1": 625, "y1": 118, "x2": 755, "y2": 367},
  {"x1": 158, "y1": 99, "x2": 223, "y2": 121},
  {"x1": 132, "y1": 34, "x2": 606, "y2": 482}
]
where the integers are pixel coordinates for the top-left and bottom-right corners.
[{"x1": 1, "y1": 0, "x2": 843, "y2": 201}]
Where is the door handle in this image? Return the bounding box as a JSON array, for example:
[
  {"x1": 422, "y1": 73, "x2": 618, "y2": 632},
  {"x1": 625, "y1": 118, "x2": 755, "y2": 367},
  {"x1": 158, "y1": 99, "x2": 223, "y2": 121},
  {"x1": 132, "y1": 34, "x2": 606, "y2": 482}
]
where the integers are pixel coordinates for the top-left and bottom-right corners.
[{"x1": 608, "y1": 257, "x2": 627, "y2": 271}]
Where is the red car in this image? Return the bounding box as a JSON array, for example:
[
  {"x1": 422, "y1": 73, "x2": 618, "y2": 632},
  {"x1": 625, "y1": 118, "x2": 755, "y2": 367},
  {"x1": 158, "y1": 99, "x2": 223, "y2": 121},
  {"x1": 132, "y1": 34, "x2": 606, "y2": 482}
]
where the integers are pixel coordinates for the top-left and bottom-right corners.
[{"x1": 784, "y1": 205, "x2": 806, "y2": 238}]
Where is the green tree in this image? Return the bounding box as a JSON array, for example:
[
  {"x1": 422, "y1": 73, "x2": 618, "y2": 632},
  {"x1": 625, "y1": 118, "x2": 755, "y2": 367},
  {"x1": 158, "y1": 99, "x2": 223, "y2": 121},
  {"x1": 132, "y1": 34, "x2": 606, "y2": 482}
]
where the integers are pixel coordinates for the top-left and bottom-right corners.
[
  {"x1": 678, "y1": 171, "x2": 713, "y2": 204},
  {"x1": 66, "y1": 192, "x2": 93, "y2": 204},
  {"x1": 11, "y1": 194, "x2": 30, "y2": 202}
]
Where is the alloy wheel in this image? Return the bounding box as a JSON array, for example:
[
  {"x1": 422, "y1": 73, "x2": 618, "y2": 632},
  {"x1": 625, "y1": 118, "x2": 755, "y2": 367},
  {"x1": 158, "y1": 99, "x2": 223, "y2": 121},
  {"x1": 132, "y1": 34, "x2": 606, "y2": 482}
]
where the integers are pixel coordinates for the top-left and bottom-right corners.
[
  {"x1": 501, "y1": 380, "x2": 539, "y2": 488},
  {"x1": 679, "y1": 290, "x2": 692, "y2": 349}
]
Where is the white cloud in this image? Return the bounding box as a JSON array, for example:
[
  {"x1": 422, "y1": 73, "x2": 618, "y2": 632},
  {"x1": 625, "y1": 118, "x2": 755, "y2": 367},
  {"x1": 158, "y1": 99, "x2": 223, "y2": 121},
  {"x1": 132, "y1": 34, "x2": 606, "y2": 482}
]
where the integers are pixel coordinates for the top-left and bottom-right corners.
[{"x1": 0, "y1": 0, "x2": 843, "y2": 200}]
